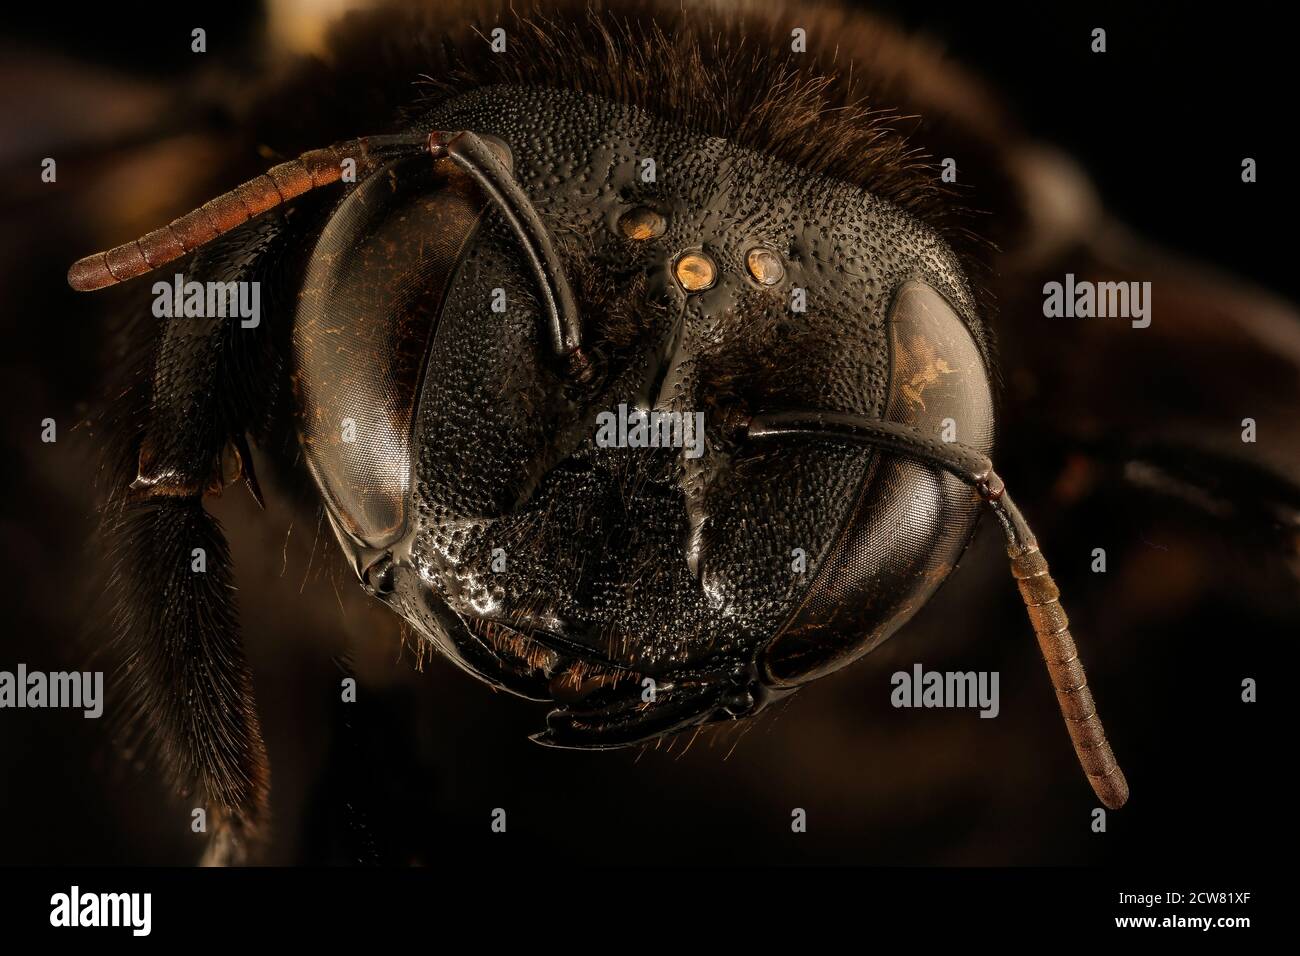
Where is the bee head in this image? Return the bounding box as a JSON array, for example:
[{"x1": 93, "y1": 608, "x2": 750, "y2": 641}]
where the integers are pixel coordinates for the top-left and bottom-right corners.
[{"x1": 289, "y1": 86, "x2": 993, "y2": 745}]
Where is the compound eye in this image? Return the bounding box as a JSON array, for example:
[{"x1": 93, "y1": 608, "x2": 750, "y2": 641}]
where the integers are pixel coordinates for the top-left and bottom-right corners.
[
  {"x1": 293, "y1": 154, "x2": 486, "y2": 549},
  {"x1": 761, "y1": 281, "x2": 994, "y2": 686}
]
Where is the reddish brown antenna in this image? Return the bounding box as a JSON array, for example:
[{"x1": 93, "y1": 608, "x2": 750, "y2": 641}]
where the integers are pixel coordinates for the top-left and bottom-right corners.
[
  {"x1": 66, "y1": 129, "x2": 596, "y2": 383},
  {"x1": 66, "y1": 134, "x2": 429, "y2": 292}
]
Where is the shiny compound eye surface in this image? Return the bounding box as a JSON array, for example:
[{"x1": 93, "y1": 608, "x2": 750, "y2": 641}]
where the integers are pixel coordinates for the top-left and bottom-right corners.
[
  {"x1": 761, "y1": 280, "x2": 995, "y2": 686},
  {"x1": 292, "y1": 155, "x2": 486, "y2": 549}
]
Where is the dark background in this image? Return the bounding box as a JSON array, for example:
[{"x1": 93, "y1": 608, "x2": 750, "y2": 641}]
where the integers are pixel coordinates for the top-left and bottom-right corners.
[{"x1": 0, "y1": 1, "x2": 1289, "y2": 866}]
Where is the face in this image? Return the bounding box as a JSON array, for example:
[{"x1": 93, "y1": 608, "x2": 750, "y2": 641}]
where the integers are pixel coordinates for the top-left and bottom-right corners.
[{"x1": 292, "y1": 85, "x2": 995, "y2": 746}]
